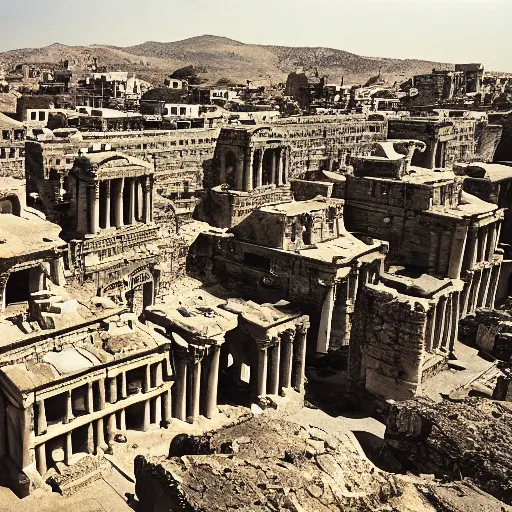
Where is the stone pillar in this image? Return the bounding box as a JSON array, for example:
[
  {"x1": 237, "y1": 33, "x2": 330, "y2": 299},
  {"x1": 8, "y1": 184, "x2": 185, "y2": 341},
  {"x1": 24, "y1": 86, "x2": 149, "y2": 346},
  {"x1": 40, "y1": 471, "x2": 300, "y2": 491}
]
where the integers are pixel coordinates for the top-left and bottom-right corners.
[
  {"x1": 187, "y1": 358, "x2": 202, "y2": 424},
  {"x1": 107, "y1": 414, "x2": 116, "y2": 446},
  {"x1": 277, "y1": 148, "x2": 284, "y2": 187},
  {"x1": 292, "y1": 322, "x2": 309, "y2": 392},
  {"x1": 246, "y1": 149, "x2": 254, "y2": 192},
  {"x1": 64, "y1": 432, "x2": 72, "y2": 465},
  {"x1": 479, "y1": 266, "x2": 492, "y2": 309},
  {"x1": 441, "y1": 297, "x2": 453, "y2": 352},
  {"x1": 77, "y1": 179, "x2": 88, "y2": 233},
  {"x1": 255, "y1": 342, "x2": 268, "y2": 398},
  {"x1": 98, "y1": 378, "x2": 106, "y2": 410},
  {"x1": 128, "y1": 177, "x2": 136, "y2": 225},
  {"x1": 257, "y1": 149, "x2": 264, "y2": 188},
  {"x1": 154, "y1": 395, "x2": 162, "y2": 426},
  {"x1": 463, "y1": 226, "x2": 478, "y2": 271},
  {"x1": 118, "y1": 409, "x2": 126, "y2": 431},
  {"x1": 89, "y1": 182, "x2": 100, "y2": 235},
  {"x1": 162, "y1": 390, "x2": 172, "y2": 425},
  {"x1": 36, "y1": 400, "x2": 47, "y2": 436},
  {"x1": 487, "y1": 223, "x2": 498, "y2": 259},
  {"x1": 87, "y1": 423, "x2": 94, "y2": 454},
  {"x1": 271, "y1": 150, "x2": 277, "y2": 185},
  {"x1": 120, "y1": 372, "x2": 127, "y2": 399},
  {"x1": 317, "y1": 285, "x2": 335, "y2": 353},
  {"x1": 279, "y1": 330, "x2": 294, "y2": 394},
  {"x1": 174, "y1": 357, "x2": 187, "y2": 421},
  {"x1": 235, "y1": 156, "x2": 244, "y2": 191},
  {"x1": 434, "y1": 296, "x2": 448, "y2": 351},
  {"x1": 36, "y1": 443, "x2": 46, "y2": 476},
  {"x1": 114, "y1": 178, "x2": 124, "y2": 228},
  {"x1": 142, "y1": 400, "x2": 150, "y2": 432},
  {"x1": 267, "y1": 338, "x2": 280, "y2": 396},
  {"x1": 449, "y1": 292, "x2": 460, "y2": 354},
  {"x1": 108, "y1": 376, "x2": 117, "y2": 404},
  {"x1": 205, "y1": 345, "x2": 221, "y2": 419},
  {"x1": 487, "y1": 264, "x2": 501, "y2": 309},
  {"x1": 95, "y1": 418, "x2": 107, "y2": 453},
  {"x1": 448, "y1": 223, "x2": 469, "y2": 279},
  {"x1": 142, "y1": 364, "x2": 151, "y2": 393},
  {"x1": 472, "y1": 270, "x2": 484, "y2": 313},
  {"x1": 481, "y1": 225, "x2": 490, "y2": 261},
  {"x1": 425, "y1": 304, "x2": 436, "y2": 352},
  {"x1": 155, "y1": 362, "x2": 163, "y2": 387},
  {"x1": 50, "y1": 256, "x2": 65, "y2": 286},
  {"x1": 104, "y1": 180, "x2": 111, "y2": 229},
  {"x1": 64, "y1": 390, "x2": 74, "y2": 424}
]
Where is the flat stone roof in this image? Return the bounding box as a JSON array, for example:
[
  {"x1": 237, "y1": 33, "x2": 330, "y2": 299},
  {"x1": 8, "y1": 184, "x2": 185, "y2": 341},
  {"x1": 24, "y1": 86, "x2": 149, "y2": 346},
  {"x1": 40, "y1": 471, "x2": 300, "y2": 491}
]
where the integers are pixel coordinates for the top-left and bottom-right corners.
[
  {"x1": 0, "y1": 214, "x2": 64, "y2": 260},
  {"x1": 259, "y1": 197, "x2": 343, "y2": 216}
]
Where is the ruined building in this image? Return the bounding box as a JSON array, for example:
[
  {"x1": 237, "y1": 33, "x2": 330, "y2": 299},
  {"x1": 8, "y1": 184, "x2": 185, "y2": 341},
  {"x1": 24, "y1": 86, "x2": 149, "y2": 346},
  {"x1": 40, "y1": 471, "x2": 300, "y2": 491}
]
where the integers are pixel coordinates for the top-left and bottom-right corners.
[{"x1": 0, "y1": 113, "x2": 25, "y2": 179}]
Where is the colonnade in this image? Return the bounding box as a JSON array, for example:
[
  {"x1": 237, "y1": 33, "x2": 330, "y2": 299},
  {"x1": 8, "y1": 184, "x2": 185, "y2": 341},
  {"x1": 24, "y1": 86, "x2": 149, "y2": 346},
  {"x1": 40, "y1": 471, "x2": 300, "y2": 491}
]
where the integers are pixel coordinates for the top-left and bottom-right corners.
[
  {"x1": 172, "y1": 341, "x2": 222, "y2": 423},
  {"x1": 461, "y1": 263, "x2": 501, "y2": 317},
  {"x1": 253, "y1": 321, "x2": 309, "y2": 399},
  {"x1": 34, "y1": 358, "x2": 170, "y2": 477},
  {"x1": 220, "y1": 145, "x2": 291, "y2": 192},
  {"x1": 463, "y1": 221, "x2": 502, "y2": 271},
  {"x1": 77, "y1": 175, "x2": 153, "y2": 235},
  {"x1": 424, "y1": 292, "x2": 460, "y2": 355}
]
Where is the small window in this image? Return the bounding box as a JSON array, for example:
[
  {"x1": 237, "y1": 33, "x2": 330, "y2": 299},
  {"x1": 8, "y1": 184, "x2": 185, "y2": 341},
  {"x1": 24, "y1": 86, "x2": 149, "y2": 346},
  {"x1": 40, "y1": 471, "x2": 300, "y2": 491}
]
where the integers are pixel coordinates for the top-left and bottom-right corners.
[
  {"x1": 30, "y1": 112, "x2": 37, "y2": 121},
  {"x1": 171, "y1": 107, "x2": 178, "y2": 115},
  {"x1": 173, "y1": 82, "x2": 178, "y2": 89},
  {"x1": 2, "y1": 131, "x2": 9, "y2": 141},
  {"x1": 179, "y1": 107, "x2": 187, "y2": 116},
  {"x1": 38, "y1": 111, "x2": 46, "y2": 122},
  {"x1": 55, "y1": 159, "x2": 61, "y2": 166}
]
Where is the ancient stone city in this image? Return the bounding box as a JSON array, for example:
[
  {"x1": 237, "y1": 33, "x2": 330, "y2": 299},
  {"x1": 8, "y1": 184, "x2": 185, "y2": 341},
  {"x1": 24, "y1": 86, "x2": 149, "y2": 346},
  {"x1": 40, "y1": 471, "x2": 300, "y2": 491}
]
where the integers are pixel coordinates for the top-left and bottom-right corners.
[{"x1": 0, "y1": 12, "x2": 512, "y2": 511}]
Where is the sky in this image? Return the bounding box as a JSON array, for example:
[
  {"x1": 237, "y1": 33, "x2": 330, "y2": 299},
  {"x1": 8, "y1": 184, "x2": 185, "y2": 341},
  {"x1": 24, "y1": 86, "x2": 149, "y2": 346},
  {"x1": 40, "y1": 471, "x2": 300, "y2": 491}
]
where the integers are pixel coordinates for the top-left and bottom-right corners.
[{"x1": 0, "y1": 0, "x2": 510, "y2": 71}]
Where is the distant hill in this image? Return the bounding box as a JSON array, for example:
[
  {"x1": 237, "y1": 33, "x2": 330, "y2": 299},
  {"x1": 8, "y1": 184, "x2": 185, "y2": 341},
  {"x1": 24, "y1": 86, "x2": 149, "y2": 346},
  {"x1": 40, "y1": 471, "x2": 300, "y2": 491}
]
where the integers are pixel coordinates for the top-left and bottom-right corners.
[{"x1": 0, "y1": 35, "x2": 453, "y2": 87}]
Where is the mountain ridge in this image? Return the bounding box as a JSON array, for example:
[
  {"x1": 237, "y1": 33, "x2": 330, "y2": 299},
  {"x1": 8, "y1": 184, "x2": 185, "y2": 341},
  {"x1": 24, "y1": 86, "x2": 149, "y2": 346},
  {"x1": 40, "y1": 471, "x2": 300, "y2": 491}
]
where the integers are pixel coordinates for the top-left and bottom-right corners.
[{"x1": 0, "y1": 34, "x2": 453, "y2": 86}]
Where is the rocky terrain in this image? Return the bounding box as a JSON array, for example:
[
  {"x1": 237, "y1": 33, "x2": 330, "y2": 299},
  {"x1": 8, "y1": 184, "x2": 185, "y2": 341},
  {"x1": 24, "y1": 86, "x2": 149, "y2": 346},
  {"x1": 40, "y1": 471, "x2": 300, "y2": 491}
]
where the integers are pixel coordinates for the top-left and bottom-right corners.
[{"x1": 0, "y1": 35, "x2": 452, "y2": 86}]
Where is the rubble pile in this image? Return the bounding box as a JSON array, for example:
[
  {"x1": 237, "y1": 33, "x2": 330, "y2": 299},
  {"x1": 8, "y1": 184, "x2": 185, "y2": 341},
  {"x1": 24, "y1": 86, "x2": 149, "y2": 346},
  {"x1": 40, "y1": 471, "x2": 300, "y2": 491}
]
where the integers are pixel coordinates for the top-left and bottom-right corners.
[{"x1": 384, "y1": 397, "x2": 512, "y2": 505}]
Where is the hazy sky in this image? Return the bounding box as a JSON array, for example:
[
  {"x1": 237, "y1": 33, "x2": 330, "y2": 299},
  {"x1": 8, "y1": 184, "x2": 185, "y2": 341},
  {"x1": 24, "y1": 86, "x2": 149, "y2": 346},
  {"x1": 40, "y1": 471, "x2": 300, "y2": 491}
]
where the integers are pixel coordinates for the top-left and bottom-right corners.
[{"x1": 0, "y1": 0, "x2": 510, "y2": 71}]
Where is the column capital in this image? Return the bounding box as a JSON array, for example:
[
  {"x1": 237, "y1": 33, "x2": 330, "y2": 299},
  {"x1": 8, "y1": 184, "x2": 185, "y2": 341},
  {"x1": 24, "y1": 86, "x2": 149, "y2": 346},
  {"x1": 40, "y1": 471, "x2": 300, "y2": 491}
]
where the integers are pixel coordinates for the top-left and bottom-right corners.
[{"x1": 280, "y1": 328, "x2": 295, "y2": 344}]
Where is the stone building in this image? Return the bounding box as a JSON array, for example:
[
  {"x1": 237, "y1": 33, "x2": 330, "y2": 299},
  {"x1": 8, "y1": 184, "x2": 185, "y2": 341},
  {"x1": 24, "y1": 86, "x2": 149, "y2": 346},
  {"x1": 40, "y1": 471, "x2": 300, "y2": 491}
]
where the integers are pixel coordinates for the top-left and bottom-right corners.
[
  {"x1": 189, "y1": 197, "x2": 387, "y2": 355},
  {"x1": 325, "y1": 140, "x2": 505, "y2": 399},
  {"x1": 65, "y1": 150, "x2": 161, "y2": 313},
  {"x1": 145, "y1": 291, "x2": 309, "y2": 417},
  {"x1": 0, "y1": 113, "x2": 25, "y2": 179}
]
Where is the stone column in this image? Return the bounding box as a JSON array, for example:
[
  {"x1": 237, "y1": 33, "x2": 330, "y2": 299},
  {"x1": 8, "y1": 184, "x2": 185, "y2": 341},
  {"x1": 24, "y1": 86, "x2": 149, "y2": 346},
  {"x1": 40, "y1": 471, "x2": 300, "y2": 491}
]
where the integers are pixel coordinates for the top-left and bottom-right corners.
[
  {"x1": 128, "y1": 177, "x2": 136, "y2": 225},
  {"x1": 246, "y1": 149, "x2": 254, "y2": 192},
  {"x1": 162, "y1": 390, "x2": 172, "y2": 425},
  {"x1": 187, "y1": 357, "x2": 202, "y2": 424},
  {"x1": 235, "y1": 156, "x2": 244, "y2": 191},
  {"x1": 487, "y1": 264, "x2": 501, "y2": 309},
  {"x1": 36, "y1": 444, "x2": 46, "y2": 476},
  {"x1": 87, "y1": 423, "x2": 94, "y2": 454},
  {"x1": 205, "y1": 344, "x2": 221, "y2": 419},
  {"x1": 95, "y1": 418, "x2": 107, "y2": 453},
  {"x1": 64, "y1": 390, "x2": 74, "y2": 424},
  {"x1": 174, "y1": 356, "x2": 187, "y2": 421},
  {"x1": 77, "y1": 180, "x2": 88, "y2": 233},
  {"x1": 98, "y1": 378, "x2": 106, "y2": 410},
  {"x1": 448, "y1": 223, "x2": 469, "y2": 279},
  {"x1": 142, "y1": 364, "x2": 151, "y2": 393},
  {"x1": 114, "y1": 178, "x2": 124, "y2": 228},
  {"x1": 64, "y1": 432, "x2": 72, "y2": 465},
  {"x1": 279, "y1": 330, "x2": 294, "y2": 394},
  {"x1": 257, "y1": 149, "x2": 264, "y2": 188},
  {"x1": 481, "y1": 225, "x2": 490, "y2": 261},
  {"x1": 120, "y1": 372, "x2": 127, "y2": 399},
  {"x1": 142, "y1": 176, "x2": 151, "y2": 224},
  {"x1": 89, "y1": 182, "x2": 100, "y2": 234},
  {"x1": 107, "y1": 414, "x2": 116, "y2": 447},
  {"x1": 118, "y1": 409, "x2": 126, "y2": 431},
  {"x1": 449, "y1": 292, "x2": 460, "y2": 354},
  {"x1": 292, "y1": 322, "x2": 309, "y2": 392},
  {"x1": 487, "y1": 223, "x2": 498, "y2": 259},
  {"x1": 154, "y1": 395, "x2": 162, "y2": 426},
  {"x1": 142, "y1": 400, "x2": 150, "y2": 432},
  {"x1": 36, "y1": 399, "x2": 47, "y2": 436},
  {"x1": 425, "y1": 304, "x2": 436, "y2": 352},
  {"x1": 109, "y1": 376, "x2": 117, "y2": 404},
  {"x1": 441, "y1": 297, "x2": 453, "y2": 352},
  {"x1": 463, "y1": 226, "x2": 478, "y2": 270},
  {"x1": 104, "y1": 180, "x2": 111, "y2": 229},
  {"x1": 434, "y1": 296, "x2": 448, "y2": 351},
  {"x1": 317, "y1": 285, "x2": 335, "y2": 353},
  {"x1": 155, "y1": 362, "x2": 163, "y2": 387},
  {"x1": 267, "y1": 338, "x2": 280, "y2": 396},
  {"x1": 472, "y1": 270, "x2": 484, "y2": 313},
  {"x1": 50, "y1": 256, "x2": 65, "y2": 286},
  {"x1": 271, "y1": 150, "x2": 277, "y2": 185},
  {"x1": 255, "y1": 341, "x2": 269, "y2": 398},
  {"x1": 277, "y1": 148, "x2": 283, "y2": 187}
]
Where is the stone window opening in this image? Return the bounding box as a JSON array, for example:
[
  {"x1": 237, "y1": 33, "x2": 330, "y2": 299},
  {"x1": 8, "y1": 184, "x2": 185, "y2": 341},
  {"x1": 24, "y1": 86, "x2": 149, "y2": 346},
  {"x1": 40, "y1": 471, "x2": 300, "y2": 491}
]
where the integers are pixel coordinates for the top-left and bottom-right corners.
[
  {"x1": 71, "y1": 424, "x2": 90, "y2": 456},
  {"x1": 125, "y1": 401, "x2": 146, "y2": 431},
  {"x1": 71, "y1": 385, "x2": 88, "y2": 417},
  {"x1": 4, "y1": 268, "x2": 31, "y2": 308},
  {"x1": 44, "y1": 392, "x2": 68, "y2": 426},
  {"x1": 126, "y1": 367, "x2": 144, "y2": 395}
]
